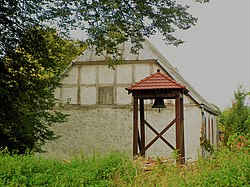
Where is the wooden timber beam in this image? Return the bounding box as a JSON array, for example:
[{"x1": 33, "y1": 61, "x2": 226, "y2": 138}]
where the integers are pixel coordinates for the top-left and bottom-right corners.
[
  {"x1": 132, "y1": 92, "x2": 179, "y2": 99},
  {"x1": 175, "y1": 95, "x2": 185, "y2": 164},
  {"x1": 144, "y1": 120, "x2": 175, "y2": 150},
  {"x1": 133, "y1": 97, "x2": 139, "y2": 156},
  {"x1": 139, "y1": 99, "x2": 145, "y2": 156},
  {"x1": 143, "y1": 118, "x2": 177, "y2": 153}
]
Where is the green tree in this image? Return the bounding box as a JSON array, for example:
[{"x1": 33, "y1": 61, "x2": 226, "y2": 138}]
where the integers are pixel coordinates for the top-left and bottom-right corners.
[
  {"x1": 219, "y1": 86, "x2": 250, "y2": 145},
  {"x1": 0, "y1": 27, "x2": 84, "y2": 153}
]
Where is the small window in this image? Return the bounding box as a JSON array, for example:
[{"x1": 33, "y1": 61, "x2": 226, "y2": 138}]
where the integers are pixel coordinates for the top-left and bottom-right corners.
[{"x1": 98, "y1": 87, "x2": 114, "y2": 105}]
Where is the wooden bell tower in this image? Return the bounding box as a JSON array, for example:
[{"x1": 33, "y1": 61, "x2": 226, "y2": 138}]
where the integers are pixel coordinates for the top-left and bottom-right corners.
[{"x1": 126, "y1": 69, "x2": 188, "y2": 164}]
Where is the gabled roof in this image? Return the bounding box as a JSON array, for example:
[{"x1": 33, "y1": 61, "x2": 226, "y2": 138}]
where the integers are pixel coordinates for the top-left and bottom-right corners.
[
  {"x1": 74, "y1": 39, "x2": 218, "y2": 114},
  {"x1": 127, "y1": 69, "x2": 188, "y2": 91}
]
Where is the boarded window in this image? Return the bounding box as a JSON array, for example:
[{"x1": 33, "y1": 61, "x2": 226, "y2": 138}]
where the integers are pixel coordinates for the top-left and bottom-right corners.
[
  {"x1": 211, "y1": 118, "x2": 214, "y2": 144},
  {"x1": 204, "y1": 117, "x2": 207, "y2": 136},
  {"x1": 208, "y1": 117, "x2": 211, "y2": 142},
  {"x1": 98, "y1": 87, "x2": 113, "y2": 105}
]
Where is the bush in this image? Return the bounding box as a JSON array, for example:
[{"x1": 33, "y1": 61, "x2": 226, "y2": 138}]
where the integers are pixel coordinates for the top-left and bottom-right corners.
[
  {"x1": 219, "y1": 86, "x2": 250, "y2": 145},
  {"x1": 0, "y1": 148, "x2": 249, "y2": 187}
]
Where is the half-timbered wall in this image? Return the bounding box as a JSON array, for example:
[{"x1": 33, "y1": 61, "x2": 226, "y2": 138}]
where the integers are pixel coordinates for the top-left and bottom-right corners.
[
  {"x1": 44, "y1": 62, "x2": 217, "y2": 161},
  {"x1": 55, "y1": 61, "x2": 158, "y2": 106}
]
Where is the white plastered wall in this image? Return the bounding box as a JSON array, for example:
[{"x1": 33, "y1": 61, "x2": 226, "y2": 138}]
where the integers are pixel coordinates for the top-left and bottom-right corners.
[{"x1": 47, "y1": 62, "x2": 215, "y2": 161}]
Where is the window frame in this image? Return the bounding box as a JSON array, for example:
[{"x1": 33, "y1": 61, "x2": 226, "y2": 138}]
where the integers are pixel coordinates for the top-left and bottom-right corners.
[{"x1": 97, "y1": 86, "x2": 114, "y2": 105}]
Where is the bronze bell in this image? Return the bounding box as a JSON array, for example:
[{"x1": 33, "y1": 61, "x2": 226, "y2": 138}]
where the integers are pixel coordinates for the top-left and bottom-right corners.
[{"x1": 152, "y1": 98, "x2": 166, "y2": 109}]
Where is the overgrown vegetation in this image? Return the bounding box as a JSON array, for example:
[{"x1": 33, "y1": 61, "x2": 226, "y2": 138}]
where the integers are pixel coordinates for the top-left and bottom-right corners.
[
  {"x1": 219, "y1": 85, "x2": 250, "y2": 146},
  {"x1": 0, "y1": 151, "x2": 136, "y2": 186},
  {"x1": 0, "y1": 27, "x2": 85, "y2": 154},
  {"x1": 0, "y1": 146, "x2": 249, "y2": 187}
]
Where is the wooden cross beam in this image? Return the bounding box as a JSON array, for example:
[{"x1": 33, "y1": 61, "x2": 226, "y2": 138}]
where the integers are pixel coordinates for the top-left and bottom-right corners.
[{"x1": 143, "y1": 119, "x2": 176, "y2": 153}]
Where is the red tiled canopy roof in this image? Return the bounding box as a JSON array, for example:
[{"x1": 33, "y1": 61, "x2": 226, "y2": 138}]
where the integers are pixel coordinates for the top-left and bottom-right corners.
[{"x1": 126, "y1": 69, "x2": 188, "y2": 92}]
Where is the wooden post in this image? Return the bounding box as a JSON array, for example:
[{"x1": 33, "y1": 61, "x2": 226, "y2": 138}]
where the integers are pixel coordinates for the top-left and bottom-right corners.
[
  {"x1": 140, "y1": 99, "x2": 145, "y2": 156},
  {"x1": 180, "y1": 96, "x2": 185, "y2": 164},
  {"x1": 175, "y1": 93, "x2": 185, "y2": 164},
  {"x1": 133, "y1": 97, "x2": 139, "y2": 156},
  {"x1": 175, "y1": 95, "x2": 181, "y2": 163}
]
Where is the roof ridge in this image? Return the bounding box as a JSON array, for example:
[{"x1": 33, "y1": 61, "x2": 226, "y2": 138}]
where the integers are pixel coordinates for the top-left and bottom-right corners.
[
  {"x1": 127, "y1": 70, "x2": 188, "y2": 91},
  {"x1": 158, "y1": 72, "x2": 186, "y2": 89},
  {"x1": 129, "y1": 72, "x2": 156, "y2": 89}
]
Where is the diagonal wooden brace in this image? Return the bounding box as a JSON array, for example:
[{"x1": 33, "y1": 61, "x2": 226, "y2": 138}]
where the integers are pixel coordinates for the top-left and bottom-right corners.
[
  {"x1": 144, "y1": 120, "x2": 175, "y2": 150},
  {"x1": 143, "y1": 118, "x2": 177, "y2": 152}
]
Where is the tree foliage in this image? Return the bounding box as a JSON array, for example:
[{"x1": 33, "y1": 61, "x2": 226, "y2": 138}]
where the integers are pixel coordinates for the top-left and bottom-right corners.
[
  {"x1": 45, "y1": 0, "x2": 201, "y2": 57},
  {"x1": 0, "y1": 0, "x2": 43, "y2": 58},
  {"x1": 1, "y1": 0, "x2": 208, "y2": 60},
  {"x1": 0, "y1": 27, "x2": 84, "y2": 153},
  {"x1": 219, "y1": 86, "x2": 250, "y2": 144}
]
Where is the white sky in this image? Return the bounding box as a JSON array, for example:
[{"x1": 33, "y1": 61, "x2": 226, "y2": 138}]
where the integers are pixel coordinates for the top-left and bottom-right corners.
[
  {"x1": 71, "y1": 0, "x2": 250, "y2": 110},
  {"x1": 149, "y1": 0, "x2": 250, "y2": 109}
]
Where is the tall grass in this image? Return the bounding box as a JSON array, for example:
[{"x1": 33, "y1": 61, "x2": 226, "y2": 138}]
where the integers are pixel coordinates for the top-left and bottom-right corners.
[
  {"x1": 131, "y1": 148, "x2": 249, "y2": 187},
  {"x1": 0, "y1": 147, "x2": 249, "y2": 186},
  {"x1": 0, "y1": 151, "x2": 136, "y2": 186}
]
